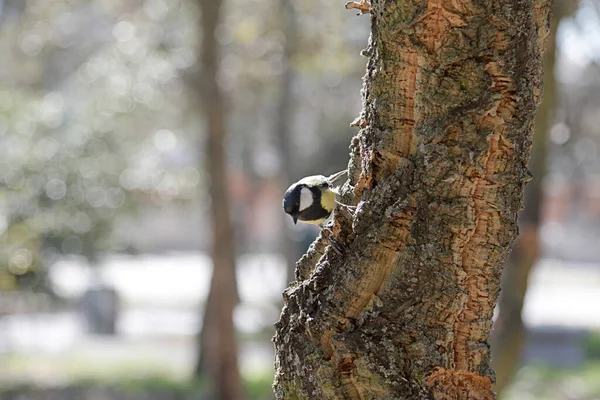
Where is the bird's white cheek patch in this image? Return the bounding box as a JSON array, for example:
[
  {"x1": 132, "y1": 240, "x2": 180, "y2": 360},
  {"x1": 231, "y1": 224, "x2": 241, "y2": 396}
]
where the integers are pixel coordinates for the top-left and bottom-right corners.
[{"x1": 299, "y1": 187, "x2": 313, "y2": 212}]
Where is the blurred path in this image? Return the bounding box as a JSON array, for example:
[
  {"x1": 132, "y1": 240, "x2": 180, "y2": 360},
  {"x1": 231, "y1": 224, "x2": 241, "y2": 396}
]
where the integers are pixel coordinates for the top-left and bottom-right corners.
[{"x1": 0, "y1": 254, "x2": 599, "y2": 383}]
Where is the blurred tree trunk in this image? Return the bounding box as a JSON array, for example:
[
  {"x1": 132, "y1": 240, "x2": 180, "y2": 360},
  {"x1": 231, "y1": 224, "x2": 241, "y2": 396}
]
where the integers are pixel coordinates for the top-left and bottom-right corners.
[
  {"x1": 273, "y1": 0, "x2": 300, "y2": 284},
  {"x1": 491, "y1": 1, "x2": 578, "y2": 394},
  {"x1": 273, "y1": 0, "x2": 551, "y2": 398},
  {"x1": 192, "y1": 0, "x2": 243, "y2": 399}
]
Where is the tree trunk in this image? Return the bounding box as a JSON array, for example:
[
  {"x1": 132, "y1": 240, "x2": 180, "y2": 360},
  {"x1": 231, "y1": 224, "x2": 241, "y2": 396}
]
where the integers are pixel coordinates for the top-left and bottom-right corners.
[
  {"x1": 490, "y1": 1, "x2": 577, "y2": 393},
  {"x1": 192, "y1": 0, "x2": 243, "y2": 399},
  {"x1": 273, "y1": 1, "x2": 551, "y2": 398}
]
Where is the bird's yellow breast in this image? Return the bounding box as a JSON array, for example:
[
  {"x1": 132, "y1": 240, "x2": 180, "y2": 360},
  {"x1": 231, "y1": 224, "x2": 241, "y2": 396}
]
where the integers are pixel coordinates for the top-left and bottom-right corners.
[{"x1": 320, "y1": 188, "x2": 336, "y2": 213}]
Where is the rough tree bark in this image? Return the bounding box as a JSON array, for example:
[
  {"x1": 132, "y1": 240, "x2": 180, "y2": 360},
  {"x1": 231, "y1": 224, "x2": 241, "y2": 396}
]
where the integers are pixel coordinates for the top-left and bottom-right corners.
[
  {"x1": 490, "y1": 0, "x2": 578, "y2": 393},
  {"x1": 192, "y1": 0, "x2": 243, "y2": 398},
  {"x1": 273, "y1": 0, "x2": 551, "y2": 399}
]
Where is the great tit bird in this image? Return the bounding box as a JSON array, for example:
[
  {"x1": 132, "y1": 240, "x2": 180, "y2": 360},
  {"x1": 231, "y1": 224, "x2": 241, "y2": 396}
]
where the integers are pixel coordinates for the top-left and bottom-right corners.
[{"x1": 282, "y1": 170, "x2": 348, "y2": 225}]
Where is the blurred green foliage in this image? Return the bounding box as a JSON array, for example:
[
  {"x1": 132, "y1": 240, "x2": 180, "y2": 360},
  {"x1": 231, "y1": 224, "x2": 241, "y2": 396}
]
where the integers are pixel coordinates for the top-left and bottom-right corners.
[
  {"x1": 584, "y1": 331, "x2": 600, "y2": 359},
  {"x1": 0, "y1": 0, "x2": 204, "y2": 292},
  {"x1": 503, "y1": 362, "x2": 600, "y2": 400},
  {"x1": 0, "y1": 0, "x2": 368, "y2": 293},
  {"x1": 0, "y1": 374, "x2": 275, "y2": 399}
]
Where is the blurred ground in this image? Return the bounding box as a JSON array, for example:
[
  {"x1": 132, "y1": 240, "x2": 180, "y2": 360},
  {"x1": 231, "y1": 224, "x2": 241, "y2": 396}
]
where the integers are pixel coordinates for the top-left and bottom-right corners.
[
  {"x1": 1, "y1": 254, "x2": 284, "y2": 384},
  {"x1": 1, "y1": 254, "x2": 600, "y2": 399}
]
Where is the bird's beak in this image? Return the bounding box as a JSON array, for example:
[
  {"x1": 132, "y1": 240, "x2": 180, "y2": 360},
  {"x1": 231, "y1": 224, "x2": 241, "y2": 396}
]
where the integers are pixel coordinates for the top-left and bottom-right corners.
[{"x1": 293, "y1": 214, "x2": 298, "y2": 225}]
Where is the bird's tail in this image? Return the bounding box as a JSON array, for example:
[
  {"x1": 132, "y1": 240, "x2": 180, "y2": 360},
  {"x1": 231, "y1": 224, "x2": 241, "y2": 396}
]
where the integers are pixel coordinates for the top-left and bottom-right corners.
[
  {"x1": 327, "y1": 169, "x2": 348, "y2": 194},
  {"x1": 327, "y1": 169, "x2": 348, "y2": 183}
]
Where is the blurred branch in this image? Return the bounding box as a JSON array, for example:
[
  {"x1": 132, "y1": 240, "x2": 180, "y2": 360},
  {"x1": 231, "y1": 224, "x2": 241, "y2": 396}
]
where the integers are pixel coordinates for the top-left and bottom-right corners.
[
  {"x1": 273, "y1": 0, "x2": 300, "y2": 283},
  {"x1": 490, "y1": 1, "x2": 577, "y2": 394}
]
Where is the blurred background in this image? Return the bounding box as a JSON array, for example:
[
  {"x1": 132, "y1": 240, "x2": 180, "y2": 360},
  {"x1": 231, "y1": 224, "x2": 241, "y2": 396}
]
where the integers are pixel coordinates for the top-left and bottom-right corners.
[{"x1": 0, "y1": 0, "x2": 599, "y2": 399}]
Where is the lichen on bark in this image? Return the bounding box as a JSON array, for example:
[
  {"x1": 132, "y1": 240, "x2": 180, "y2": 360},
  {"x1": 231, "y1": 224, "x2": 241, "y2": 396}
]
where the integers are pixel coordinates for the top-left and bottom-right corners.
[{"x1": 273, "y1": 1, "x2": 552, "y2": 399}]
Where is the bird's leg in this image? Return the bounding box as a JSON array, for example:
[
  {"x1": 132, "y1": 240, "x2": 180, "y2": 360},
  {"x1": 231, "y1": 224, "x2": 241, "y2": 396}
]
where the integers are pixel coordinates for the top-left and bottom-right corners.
[
  {"x1": 336, "y1": 200, "x2": 356, "y2": 210},
  {"x1": 321, "y1": 227, "x2": 343, "y2": 256},
  {"x1": 336, "y1": 200, "x2": 357, "y2": 219},
  {"x1": 345, "y1": 0, "x2": 371, "y2": 15}
]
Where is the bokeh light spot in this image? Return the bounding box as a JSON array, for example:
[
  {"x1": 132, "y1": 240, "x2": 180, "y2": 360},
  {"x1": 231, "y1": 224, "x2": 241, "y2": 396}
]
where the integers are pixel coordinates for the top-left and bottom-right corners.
[
  {"x1": 46, "y1": 179, "x2": 67, "y2": 200},
  {"x1": 154, "y1": 129, "x2": 177, "y2": 151},
  {"x1": 9, "y1": 249, "x2": 33, "y2": 275},
  {"x1": 119, "y1": 169, "x2": 137, "y2": 190},
  {"x1": 19, "y1": 33, "x2": 43, "y2": 56},
  {"x1": 106, "y1": 187, "x2": 126, "y2": 209},
  {"x1": 0, "y1": 215, "x2": 7, "y2": 235},
  {"x1": 0, "y1": 92, "x2": 14, "y2": 111},
  {"x1": 550, "y1": 122, "x2": 570, "y2": 145},
  {"x1": 67, "y1": 185, "x2": 86, "y2": 206},
  {"x1": 34, "y1": 137, "x2": 60, "y2": 160},
  {"x1": 113, "y1": 21, "x2": 135, "y2": 43},
  {"x1": 72, "y1": 212, "x2": 92, "y2": 234},
  {"x1": 40, "y1": 92, "x2": 65, "y2": 128},
  {"x1": 132, "y1": 82, "x2": 155, "y2": 104},
  {"x1": 144, "y1": 0, "x2": 169, "y2": 21},
  {"x1": 0, "y1": 114, "x2": 8, "y2": 135},
  {"x1": 86, "y1": 187, "x2": 107, "y2": 208},
  {"x1": 179, "y1": 167, "x2": 201, "y2": 188}
]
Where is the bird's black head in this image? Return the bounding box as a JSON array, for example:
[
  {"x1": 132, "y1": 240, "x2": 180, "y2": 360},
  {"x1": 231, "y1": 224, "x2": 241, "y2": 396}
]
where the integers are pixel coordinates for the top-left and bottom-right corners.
[{"x1": 282, "y1": 184, "x2": 302, "y2": 224}]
